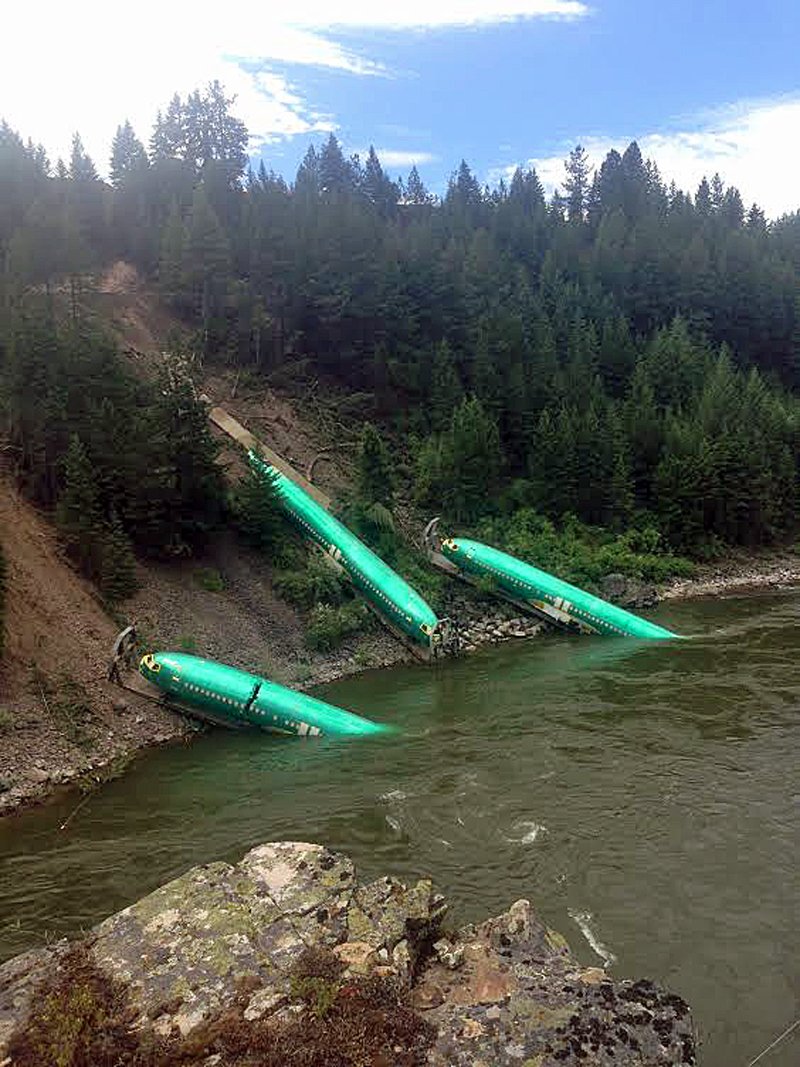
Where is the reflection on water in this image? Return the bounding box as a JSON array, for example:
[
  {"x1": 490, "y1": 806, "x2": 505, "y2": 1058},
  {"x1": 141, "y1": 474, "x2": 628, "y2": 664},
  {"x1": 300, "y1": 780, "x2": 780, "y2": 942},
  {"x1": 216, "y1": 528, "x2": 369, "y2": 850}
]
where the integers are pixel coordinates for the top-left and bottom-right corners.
[{"x1": 1, "y1": 590, "x2": 799, "y2": 1066}]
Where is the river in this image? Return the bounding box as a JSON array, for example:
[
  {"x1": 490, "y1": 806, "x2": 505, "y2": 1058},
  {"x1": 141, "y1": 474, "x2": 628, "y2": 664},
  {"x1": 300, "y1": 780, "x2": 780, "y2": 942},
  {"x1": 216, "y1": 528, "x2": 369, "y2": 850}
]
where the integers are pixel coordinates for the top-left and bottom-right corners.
[{"x1": 1, "y1": 590, "x2": 798, "y2": 1065}]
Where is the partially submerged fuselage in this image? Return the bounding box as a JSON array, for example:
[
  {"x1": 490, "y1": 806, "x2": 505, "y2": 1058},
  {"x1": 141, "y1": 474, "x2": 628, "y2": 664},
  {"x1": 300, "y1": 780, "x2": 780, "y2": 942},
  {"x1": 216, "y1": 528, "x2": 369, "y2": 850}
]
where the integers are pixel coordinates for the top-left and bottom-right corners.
[
  {"x1": 248, "y1": 451, "x2": 449, "y2": 653},
  {"x1": 139, "y1": 652, "x2": 388, "y2": 737},
  {"x1": 440, "y1": 537, "x2": 678, "y2": 640}
]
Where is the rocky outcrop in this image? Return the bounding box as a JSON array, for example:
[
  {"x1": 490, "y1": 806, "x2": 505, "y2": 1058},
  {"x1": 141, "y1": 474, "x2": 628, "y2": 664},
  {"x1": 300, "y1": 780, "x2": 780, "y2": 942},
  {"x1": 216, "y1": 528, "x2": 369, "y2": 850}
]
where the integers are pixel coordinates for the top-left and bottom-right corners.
[
  {"x1": 457, "y1": 613, "x2": 544, "y2": 653},
  {"x1": 0, "y1": 842, "x2": 696, "y2": 1065}
]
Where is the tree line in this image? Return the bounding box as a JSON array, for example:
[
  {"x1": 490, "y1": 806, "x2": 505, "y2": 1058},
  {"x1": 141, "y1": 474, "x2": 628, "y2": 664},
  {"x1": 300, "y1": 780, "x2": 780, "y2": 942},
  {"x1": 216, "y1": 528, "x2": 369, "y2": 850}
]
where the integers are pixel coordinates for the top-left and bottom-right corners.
[{"x1": 2, "y1": 85, "x2": 800, "y2": 563}]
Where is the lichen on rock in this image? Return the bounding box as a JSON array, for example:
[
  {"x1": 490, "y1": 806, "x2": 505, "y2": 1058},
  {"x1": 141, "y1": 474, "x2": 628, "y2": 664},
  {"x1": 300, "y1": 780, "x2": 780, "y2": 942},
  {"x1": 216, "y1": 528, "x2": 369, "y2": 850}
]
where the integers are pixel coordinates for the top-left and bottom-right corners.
[{"x1": 0, "y1": 842, "x2": 696, "y2": 1066}]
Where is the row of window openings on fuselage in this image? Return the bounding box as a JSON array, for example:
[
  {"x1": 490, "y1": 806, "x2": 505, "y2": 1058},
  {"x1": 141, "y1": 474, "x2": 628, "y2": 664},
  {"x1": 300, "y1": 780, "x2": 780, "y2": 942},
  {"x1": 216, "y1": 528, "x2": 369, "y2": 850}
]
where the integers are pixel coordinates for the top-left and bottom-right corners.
[
  {"x1": 181, "y1": 682, "x2": 246, "y2": 709},
  {"x1": 179, "y1": 681, "x2": 319, "y2": 727},
  {"x1": 292, "y1": 512, "x2": 415, "y2": 627},
  {"x1": 476, "y1": 564, "x2": 620, "y2": 635}
]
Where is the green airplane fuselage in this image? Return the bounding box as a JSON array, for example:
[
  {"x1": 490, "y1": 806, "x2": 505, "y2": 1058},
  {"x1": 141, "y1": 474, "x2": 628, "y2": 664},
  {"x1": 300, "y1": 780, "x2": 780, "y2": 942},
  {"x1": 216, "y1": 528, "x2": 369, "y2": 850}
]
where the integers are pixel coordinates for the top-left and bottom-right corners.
[
  {"x1": 139, "y1": 652, "x2": 387, "y2": 737},
  {"x1": 248, "y1": 452, "x2": 443, "y2": 649},
  {"x1": 441, "y1": 537, "x2": 677, "y2": 640}
]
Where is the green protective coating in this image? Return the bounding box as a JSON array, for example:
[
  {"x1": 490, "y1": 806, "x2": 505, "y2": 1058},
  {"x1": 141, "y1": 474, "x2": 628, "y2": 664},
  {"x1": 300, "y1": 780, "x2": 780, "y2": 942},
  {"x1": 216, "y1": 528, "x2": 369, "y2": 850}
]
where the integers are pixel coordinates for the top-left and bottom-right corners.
[
  {"x1": 247, "y1": 451, "x2": 443, "y2": 649},
  {"x1": 441, "y1": 537, "x2": 678, "y2": 640},
  {"x1": 139, "y1": 652, "x2": 388, "y2": 737}
]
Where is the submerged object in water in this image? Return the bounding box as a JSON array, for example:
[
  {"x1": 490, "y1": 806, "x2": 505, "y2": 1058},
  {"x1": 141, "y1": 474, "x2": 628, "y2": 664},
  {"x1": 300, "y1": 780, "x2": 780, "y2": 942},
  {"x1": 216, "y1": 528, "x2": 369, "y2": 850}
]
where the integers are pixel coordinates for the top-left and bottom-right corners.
[
  {"x1": 440, "y1": 537, "x2": 678, "y2": 639},
  {"x1": 248, "y1": 451, "x2": 450, "y2": 653},
  {"x1": 139, "y1": 652, "x2": 387, "y2": 737}
]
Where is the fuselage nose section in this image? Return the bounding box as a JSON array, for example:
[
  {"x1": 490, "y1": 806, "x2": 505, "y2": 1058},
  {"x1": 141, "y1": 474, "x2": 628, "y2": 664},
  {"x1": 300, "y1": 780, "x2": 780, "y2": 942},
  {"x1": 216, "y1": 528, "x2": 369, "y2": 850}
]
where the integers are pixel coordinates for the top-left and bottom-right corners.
[{"x1": 139, "y1": 653, "x2": 163, "y2": 682}]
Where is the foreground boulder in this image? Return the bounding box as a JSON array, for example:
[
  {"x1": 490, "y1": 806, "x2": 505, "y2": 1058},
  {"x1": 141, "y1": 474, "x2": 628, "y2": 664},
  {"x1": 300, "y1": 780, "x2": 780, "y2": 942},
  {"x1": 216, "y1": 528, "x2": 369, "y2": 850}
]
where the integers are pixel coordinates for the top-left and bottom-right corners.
[{"x1": 0, "y1": 842, "x2": 695, "y2": 1065}]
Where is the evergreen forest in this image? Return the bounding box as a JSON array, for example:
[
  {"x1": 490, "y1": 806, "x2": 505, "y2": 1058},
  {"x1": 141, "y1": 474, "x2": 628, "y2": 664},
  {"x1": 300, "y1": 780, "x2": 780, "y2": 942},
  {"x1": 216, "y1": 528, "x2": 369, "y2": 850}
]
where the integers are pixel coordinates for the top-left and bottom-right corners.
[{"x1": 2, "y1": 82, "x2": 800, "y2": 594}]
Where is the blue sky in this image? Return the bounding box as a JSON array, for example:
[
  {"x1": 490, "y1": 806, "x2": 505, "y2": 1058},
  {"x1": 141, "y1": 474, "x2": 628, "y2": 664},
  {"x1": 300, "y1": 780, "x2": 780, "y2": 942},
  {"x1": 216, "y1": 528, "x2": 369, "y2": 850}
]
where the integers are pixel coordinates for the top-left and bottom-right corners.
[{"x1": 6, "y1": 1, "x2": 800, "y2": 214}]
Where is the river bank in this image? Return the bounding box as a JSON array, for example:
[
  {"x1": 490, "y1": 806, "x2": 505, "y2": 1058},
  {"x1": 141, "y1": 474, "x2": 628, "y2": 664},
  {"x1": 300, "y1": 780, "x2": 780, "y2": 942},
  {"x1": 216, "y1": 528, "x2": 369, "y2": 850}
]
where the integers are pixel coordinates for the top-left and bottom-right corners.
[
  {"x1": 3, "y1": 543, "x2": 799, "y2": 822},
  {"x1": 662, "y1": 550, "x2": 800, "y2": 600}
]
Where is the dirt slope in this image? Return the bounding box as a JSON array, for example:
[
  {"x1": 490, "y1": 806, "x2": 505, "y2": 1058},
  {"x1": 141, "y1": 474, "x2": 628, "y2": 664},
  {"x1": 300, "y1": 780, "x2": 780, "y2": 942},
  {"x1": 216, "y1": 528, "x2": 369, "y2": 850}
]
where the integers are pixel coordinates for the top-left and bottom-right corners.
[{"x1": 0, "y1": 483, "x2": 190, "y2": 816}]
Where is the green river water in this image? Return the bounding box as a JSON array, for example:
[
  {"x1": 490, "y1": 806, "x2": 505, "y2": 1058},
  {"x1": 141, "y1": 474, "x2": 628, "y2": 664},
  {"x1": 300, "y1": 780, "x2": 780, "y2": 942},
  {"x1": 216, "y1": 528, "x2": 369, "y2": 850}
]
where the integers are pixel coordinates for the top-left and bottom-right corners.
[{"x1": 1, "y1": 590, "x2": 798, "y2": 1065}]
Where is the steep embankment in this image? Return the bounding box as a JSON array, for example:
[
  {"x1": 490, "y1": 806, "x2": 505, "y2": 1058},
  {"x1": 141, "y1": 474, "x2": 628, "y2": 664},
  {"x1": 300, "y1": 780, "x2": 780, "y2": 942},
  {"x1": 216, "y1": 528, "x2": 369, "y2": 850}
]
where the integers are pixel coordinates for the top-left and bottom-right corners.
[
  {"x1": 0, "y1": 265, "x2": 411, "y2": 816},
  {"x1": 0, "y1": 484, "x2": 190, "y2": 815}
]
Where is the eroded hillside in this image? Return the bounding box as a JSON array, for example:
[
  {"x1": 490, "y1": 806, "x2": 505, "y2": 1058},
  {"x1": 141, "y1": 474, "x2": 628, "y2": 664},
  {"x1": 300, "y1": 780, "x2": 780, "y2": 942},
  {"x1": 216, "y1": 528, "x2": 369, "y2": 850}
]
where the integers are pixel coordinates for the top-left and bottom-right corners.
[{"x1": 0, "y1": 264, "x2": 408, "y2": 815}]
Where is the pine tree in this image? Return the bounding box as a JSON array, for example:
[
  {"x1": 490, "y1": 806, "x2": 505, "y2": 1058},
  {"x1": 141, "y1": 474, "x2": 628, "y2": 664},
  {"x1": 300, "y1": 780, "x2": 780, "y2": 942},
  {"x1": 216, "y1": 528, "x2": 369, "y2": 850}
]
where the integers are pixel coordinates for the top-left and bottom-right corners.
[
  {"x1": 695, "y1": 177, "x2": 712, "y2": 217},
  {"x1": 413, "y1": 434, "x2": 447, "y2": 512},
  {"x1": 625, "y1": 364, "x2": 663, "y2": 505},
  {"x1": 710, "y1": 173, "x2": 725, "y2": 213},
  {"x1": 590, "y1": 149, "x2": 625, "y2": 219},
  {"x1": 318, "y1": 134, "x2": 354, "y2": 197},
  {"x1": 529, "y1": 405, "x2": 578, "y2": 518},
  {"x1": 443, "y1": 397, "x2": 503, "y2": 522},
  {"x1": 158, "y1": 201, "x2": 187, "y2": 305},
  {"x1": 56, "y1": 435, "x2": 104, "y2": 579},
  {"x1": 9, "y1": 196, "x2": 90, "y2": 288},
  {"x1": 445, "y1": 161, "x2": 483, "y2": 226},
  {"x1": 98, "y1": 512, "x2": 138, "y2": 602},
  {"x1": 720, "y1": 187, "x2": 744, "y2": 228},
  {"x1": 68, "y1": 133, "x2": 98, "y2": 182},
  {"x1": 149, "y1": 110, "x2": 168, "y2": 160},
  {"x1": 184, "y1": 185, "x2": 231, "y2": 334},
  {"x1": 109, "y1": 120, "x2": 148, "y2": 187},
  {"x1": 621, "y1": 141, "x2": 647, "y2": 220},
  {"x1": 654, "y1": 422, "x2": 710, "y2": 552},
  {"x1": 200, "y1": 80, "x2": 248, "y2": 184},
  {"x1": 362, "y1": 146, "x2": 398, "y2": 216},
  {"x1": 150, "y1": 94, "x2": 185, "y2": 161},
  {"x1": 231, "y1": 463, "x2": 285, "y2": 553},
  {"x1": 746, "y1": 203, "x2": 767, "y2": 235},
  {"x1": 295, "y1": 145, "x2": 320, "y2": 198},
  {"x1": 403, "y1": 165, "x2": 434, "y2": 205},
  {"x1": 563, "y1": 144, "x2": 591, "y2": 223},
  {"x1": 429, "y1": 340, "x2": 464, "y2": 430},
  {"x1": 471, "y1": 316, "x2": 502, "y2": 418},
  {"x1": 357, "y1": 423, "x2": 395, "y2": 509},
  {"x1": 120, "y1": 367, "x2": 223, "y2": 558},
  {"x1": 599, "y1": 316, "x2": 637, "y2": 397}
]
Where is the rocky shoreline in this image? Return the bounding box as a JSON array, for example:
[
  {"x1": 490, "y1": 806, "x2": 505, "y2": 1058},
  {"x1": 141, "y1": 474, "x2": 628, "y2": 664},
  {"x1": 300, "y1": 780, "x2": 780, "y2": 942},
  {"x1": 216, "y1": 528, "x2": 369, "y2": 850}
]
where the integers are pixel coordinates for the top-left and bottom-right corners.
[
  {"x1": 3, "y1": 553, "x2": 799, "y2": 822},
  {"x1": 662, "y1": 552, "x2": 800, "y2": 600},
  {"x1": 0, "y1": 841, "x2": 697, "y2": 1066}
]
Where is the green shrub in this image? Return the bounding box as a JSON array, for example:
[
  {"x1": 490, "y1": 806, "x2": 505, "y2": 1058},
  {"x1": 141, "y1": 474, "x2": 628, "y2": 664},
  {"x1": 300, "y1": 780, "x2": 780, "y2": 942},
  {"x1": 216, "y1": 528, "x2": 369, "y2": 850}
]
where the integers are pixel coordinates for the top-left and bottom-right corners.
[
  {"x1": 306, "y1": 601, "x2": 369, "y2": 652},
  {"x1": 194, "y1": 567, "x2": 225, "y2": 593},
  {"x1": 274, "y1": 556, "x2": 345, "y2": 609},
  {"x1": 336, "y1": 498, "x2": 445, "y2": 610},
  {"x1": 475, "y1": 508, "x2": 694, "y2": 591}
]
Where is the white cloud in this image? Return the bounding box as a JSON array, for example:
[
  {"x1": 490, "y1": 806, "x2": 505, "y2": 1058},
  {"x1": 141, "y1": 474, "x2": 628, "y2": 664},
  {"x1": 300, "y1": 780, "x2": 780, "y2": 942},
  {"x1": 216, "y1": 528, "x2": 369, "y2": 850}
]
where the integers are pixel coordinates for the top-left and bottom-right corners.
[
  {"x1": 496, "y1": 95, "x2": 800, "y2": 218},
  {"x1": 287, "y1": 1, "x2": 589, "y2": 28},
  {"x1": 355, "y1": 149, "x2": 438, "y2": 169},
  {"x1": 4, "y1": 1, "x2": 588, "y2": 173}
]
